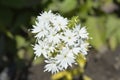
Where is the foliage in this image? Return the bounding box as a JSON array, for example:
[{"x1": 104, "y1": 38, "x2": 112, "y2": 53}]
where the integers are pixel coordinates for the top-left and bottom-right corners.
[{"x1": 0, "y1": 0, "x2": 120, "y2": 80}]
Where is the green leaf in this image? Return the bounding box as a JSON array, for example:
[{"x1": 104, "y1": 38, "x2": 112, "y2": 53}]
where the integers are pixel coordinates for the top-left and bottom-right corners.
[
  {"x1": 86, "y1": 17, "x2": 104, "y2": 51},
  {"x1": 59, "y1": 0, "x2": 77, "y2": 13},
  {"x1": 18, "y1": 49, "x2": 25, "y2": 59},
  {"x1": 116, "y1": 29, "x2": 120, "y2": 43},
  {"x1": 48, "y1": 0, "x2": 77, "y2": 13},
  {"x1": 109, "y1": 36, "x2": 117, "y2": 50},
  {"x1": 15, "y1": 35, "x2": 26, "y2": 49},
  {"x1": 76, "y1": 54, "x2": 86, "y2": 72},
  {"x1": 106, "y1": 16, "x2": 120, "y2": 50},
  {"x1": 68, "y1": 16, "x2": 80, "y2": 28},
  {"x1": 106, "y1": 16, "x2": 120, "y2": 38},
  {"x1": 78, "y1": 0, "x2": 93, "y2": 19},
  {"x1": 117, "y1": 0, "x2": 120, "y2": 3},
  {"x1": 6, "y1": 31, "x2": 14, "y2": 39},
  {"x1": 83, "y1": 75, "x2": 92, "y2": 80}
]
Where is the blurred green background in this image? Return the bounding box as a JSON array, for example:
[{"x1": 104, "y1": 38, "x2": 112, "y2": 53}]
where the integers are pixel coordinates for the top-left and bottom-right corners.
[{"x1": 0, "y1": 0, "x2": 120, "y2": 80}]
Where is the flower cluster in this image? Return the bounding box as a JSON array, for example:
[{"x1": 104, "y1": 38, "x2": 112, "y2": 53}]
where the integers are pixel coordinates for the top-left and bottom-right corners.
[{"x1": 31, "y1": 11, "x2": 89, "y2": 74}]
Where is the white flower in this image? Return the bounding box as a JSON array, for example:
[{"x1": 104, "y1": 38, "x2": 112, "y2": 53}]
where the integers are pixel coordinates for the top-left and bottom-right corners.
[
  {"x1": 31, "y1": 10, "x2": 89, "y2": 74},
  {"x1": 56, "y1": 47, "x2": 75, "y2": 69},
  {"x1": 33, "y1": 41, "x2": 49, "y2": 58},
  {"x1": 52, "y1": 15, "x2": 68, "y2": 31},
  {"x1": 80, "y1": 42, "x2": 89, "y2": 55},
  {"x1": 33, "y1": 43, "x2": 42, "y2": 57},
  {"x1": 44, "y1": 59, "x2": 60, "y2": 74},
  {"x1": 31, "y1": 25, "x2": 41, "y2": 33},
  {"x1": 61, "y1": 30, "x2": 77, "y2": 46},
  {"x1": 71, "y1": 47, "x2": 81, "y2": 55},
  {"x1": 74, "y1": 24, "x2": 89, "y2": 39},
  {"x1": 38, "y1": 10, "x2": 55, "y2": 23},
  {"x1": 32, "y1": 22, "x2": 49, "y2": 39},
  {"x1": 46, "y1": 28, "x2": 61, "y2": 44},
  {"x1": 79, "y1": 27, "x2": 89, "y2": 39}
]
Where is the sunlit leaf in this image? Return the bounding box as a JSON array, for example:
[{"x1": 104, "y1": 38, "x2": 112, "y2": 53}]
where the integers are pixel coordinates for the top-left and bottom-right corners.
[
  {"x1": 76, "y1": 54, "x2": 86, "y2": 73},
  {"x1": 52, "y1": 71, "x2": 72, "y2": 80},
  {"x1": 59, "y1": 0, "x2": 77, "y2": 13},
  {"x1": 83, "y1": 75, "x2": 92, "y2": 80},
  {"x1": 15, "y1": 35, "x2": 26, "y2": 49},
  {"x1": 86, "y1": 17, "x2": 104, "y2": 51},
  {"x1": 18, "y1": 49, "x2": 25, "y2": 59},
  {"x1": 106, "y1": 16, "x2": 120, "y2": 38},
  {"x1": 109, "y1": 36, "x2": 117, "y2": 50}
]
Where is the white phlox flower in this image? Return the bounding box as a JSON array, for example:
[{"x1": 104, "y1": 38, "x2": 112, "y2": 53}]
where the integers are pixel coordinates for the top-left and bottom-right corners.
[
  {"x1": 80, "y1": 42, "x2": 89, "y2": 55},
  {"x1": 38, "y1": 10, "x2": 55, "y2": 23},
  {"x1": 31, "y1": 10, "x2": 89, "y2": 74},
  {"x1": 61, "y1": 30, "x2": 77, "y2": 46},
  {"x1": 71, "y1": 47, "x2": 81, "y2": 55},
  {"x1": 55, "y1": 47, "x2": 75, "y2": 69},
  {"x1": 52, "y1": 15, "x2": 68, "y2": 31},
  {"x1": 44, "y1": 59, "x2": 60, "y2": 74},
  {"x1": 73, "y1": 24, "x2": 89, "y2": 39},
  {"x1": 46, "y1": 28, "x2": 61, "y2": 45},
  {"x1": 33, "y1": 41, "x2": 50, "y2": 58}
]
